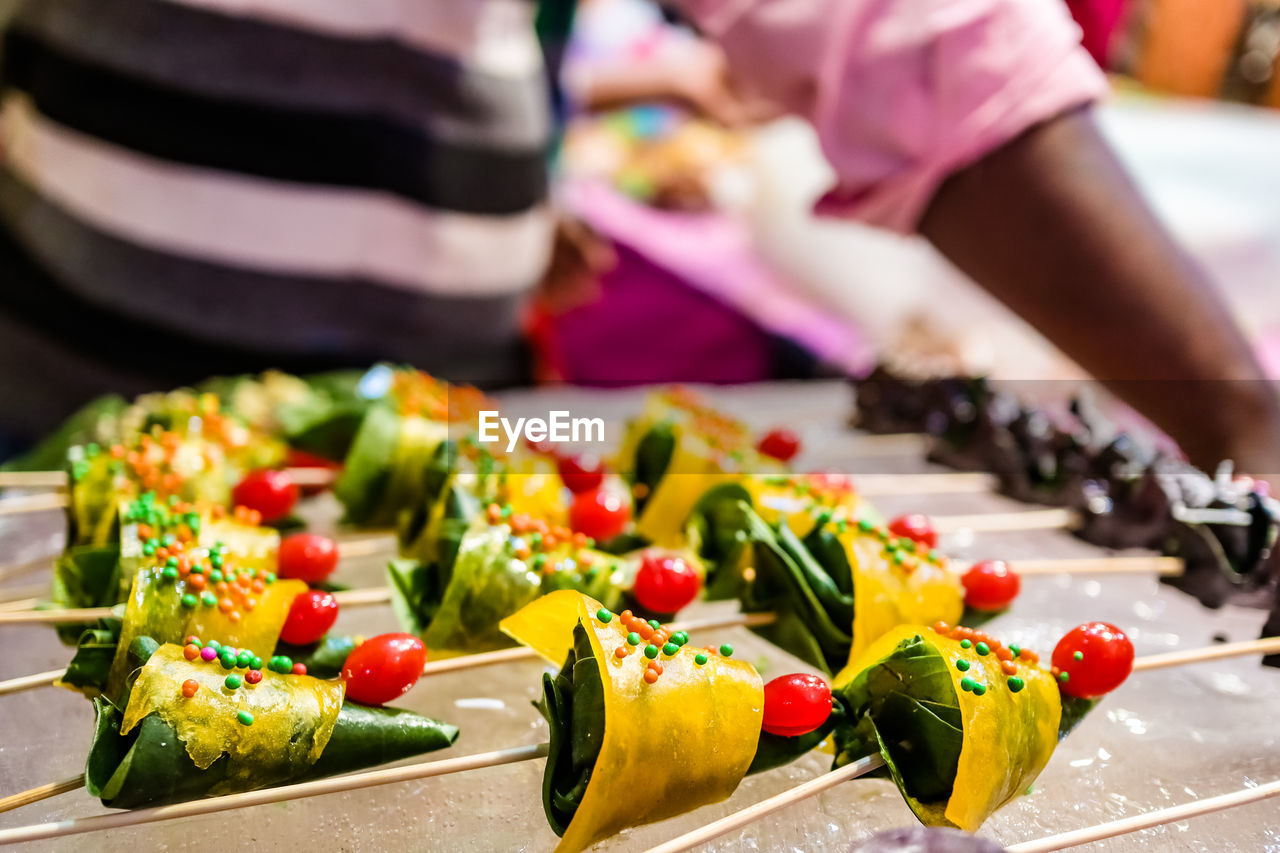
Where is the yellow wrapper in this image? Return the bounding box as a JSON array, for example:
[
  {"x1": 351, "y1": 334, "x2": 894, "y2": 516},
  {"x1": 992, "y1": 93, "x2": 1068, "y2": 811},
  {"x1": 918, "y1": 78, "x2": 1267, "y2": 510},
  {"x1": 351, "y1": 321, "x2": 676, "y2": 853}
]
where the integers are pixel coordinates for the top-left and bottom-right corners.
[
  {"x1": 835, "y1": 626, "x2": 1061, "y2": 832},
  {"x1": 121, "y1": 644, "x2": 343, "y2": 793},
  {"x1": 501, "y1": 591, "x2": 764, "y2": 853},
  {"x1": 841, "y1": 531, "x2": 963, "y2": 664},
  {"x1": 107, "y1": 563, "x2": 305, "y2": 700}
]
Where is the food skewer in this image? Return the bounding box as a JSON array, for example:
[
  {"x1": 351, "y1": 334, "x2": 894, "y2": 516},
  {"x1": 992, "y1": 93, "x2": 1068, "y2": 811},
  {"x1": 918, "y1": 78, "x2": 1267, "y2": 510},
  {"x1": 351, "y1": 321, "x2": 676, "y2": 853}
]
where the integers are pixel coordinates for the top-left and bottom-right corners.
[
  {"x1": 0, "y1": 744, "x2": 547, "y2": 845},
  {"x1": 642, "y1": 634, "x2": 1280, "y2": 852},
  {"x1": 1002, "y1": 777, "x2": 1280, "y2": 853},
  {"x1": 0, "y1": 555, "x2": 1186, "y2": 627},
  {"x1": 3, "y1": 620, "x2": 1279, "y2": 845}
]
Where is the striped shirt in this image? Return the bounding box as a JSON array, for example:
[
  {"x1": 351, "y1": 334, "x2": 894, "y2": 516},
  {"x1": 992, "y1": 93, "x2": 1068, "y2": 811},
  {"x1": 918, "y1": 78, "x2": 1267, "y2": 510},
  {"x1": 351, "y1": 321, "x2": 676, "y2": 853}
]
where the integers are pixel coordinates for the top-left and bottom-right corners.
[{"x1": 0, "y1": 0, "x2": 554, "y2": 440}]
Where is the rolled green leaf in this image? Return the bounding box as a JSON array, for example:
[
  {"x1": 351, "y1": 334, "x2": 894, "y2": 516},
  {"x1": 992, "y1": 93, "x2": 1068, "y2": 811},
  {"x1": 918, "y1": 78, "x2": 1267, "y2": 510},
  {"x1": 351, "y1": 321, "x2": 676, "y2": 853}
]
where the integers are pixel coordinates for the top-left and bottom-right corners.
[
  {"x1": 49, "y1": 546, "x2": 124, "y2": 644},
  {"x1": 389, "y1": 518, "x2": 624, "y2": 654},
  {"x1": 336, "y1": 404, "x2": 452, "y2": 528},
  {"x1": 85, "y1": 641, "x2": 458, "y2": 809}
]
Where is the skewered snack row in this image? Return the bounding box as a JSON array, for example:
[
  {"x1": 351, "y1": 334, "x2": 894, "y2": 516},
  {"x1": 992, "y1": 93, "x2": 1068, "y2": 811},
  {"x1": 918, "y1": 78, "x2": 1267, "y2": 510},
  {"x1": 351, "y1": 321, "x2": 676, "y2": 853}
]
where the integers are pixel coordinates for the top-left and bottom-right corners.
[{"x1": 850, "y1": 365, "x2": 1280, "y2": 613}]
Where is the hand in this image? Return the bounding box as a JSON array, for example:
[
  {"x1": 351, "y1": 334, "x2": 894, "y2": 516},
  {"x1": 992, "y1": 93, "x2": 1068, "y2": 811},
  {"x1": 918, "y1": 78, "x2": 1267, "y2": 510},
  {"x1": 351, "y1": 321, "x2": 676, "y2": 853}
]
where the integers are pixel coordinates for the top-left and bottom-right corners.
[
  {"x1": 536, "y1": 217, "x2": 617, "y2": 314},
  {"x1": 674, "y1": 41, "x2": 782, "y2": 127}
]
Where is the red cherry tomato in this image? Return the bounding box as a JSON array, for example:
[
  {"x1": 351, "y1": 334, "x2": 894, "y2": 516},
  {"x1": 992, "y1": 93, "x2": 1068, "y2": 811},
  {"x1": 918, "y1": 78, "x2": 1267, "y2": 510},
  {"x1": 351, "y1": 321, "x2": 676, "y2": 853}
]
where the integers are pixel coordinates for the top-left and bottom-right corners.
[
  {"x1": 888, "y1": 513, "x2": 938, "y2": 549},
  {"x1": 762, "y1": 673, "x2": 832, "y2": 737},
  {"x1": 341, "y1": 633, "x2": 428, "y2": 706},
  {"x1": 568, "y1": 489, "x2": 631, "y2": 542},
  {"x1": 277, "y1": 533, "x2": 340, "y2": 584},
  {"x1": 1052, "y1": 622, "x2": 1134, "y2": 699},
  {"x1": 557, "y1": 453, "x2": 605, "y2": 494},
  {"x1": 231, "y1": 469, "x2": 299, "y2": 523},
  {"x1": 961, "y1": 560, "x2": 1021, "y2": 612},
  {"x1": 757, "y1": 428, "x2": 801, "y2": 462},
  {"x1": 279, "y1": 589, "x2": 339, "y2": 645},
  {"x1": 633, "y1": 552, "x2": 702, "y2": 614},
  {"x1": 285, "y1": 449, "x2": 342, "y2": 496}
]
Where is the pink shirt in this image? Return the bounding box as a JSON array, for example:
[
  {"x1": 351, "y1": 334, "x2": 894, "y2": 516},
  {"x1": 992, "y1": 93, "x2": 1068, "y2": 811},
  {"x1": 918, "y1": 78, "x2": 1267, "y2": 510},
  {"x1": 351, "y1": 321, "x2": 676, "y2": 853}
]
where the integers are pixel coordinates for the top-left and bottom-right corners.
[{"x1": 674, "y1": 0, "x2": 1109, "y2": 232}]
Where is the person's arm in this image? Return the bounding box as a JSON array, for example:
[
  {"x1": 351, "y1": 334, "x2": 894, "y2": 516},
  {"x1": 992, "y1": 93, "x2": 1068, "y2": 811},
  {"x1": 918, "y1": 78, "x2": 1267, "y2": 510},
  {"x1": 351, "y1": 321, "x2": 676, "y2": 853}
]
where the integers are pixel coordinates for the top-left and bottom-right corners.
[{"x1": 918, "y1": 106, "x2": 1280, "y2": 476}]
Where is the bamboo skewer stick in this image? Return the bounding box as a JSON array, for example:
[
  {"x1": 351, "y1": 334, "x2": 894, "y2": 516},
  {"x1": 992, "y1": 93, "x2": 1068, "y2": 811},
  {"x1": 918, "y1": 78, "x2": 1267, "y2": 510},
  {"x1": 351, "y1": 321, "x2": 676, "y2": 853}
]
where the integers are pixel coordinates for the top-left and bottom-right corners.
[
  {"x1": 1004, "y1": 778, "x2": 1280, "y2": 853},
  {"x1": 643, "y1": 754, "x2": 888, "y2": 853},
  {"x1": 0, "y1": 468, "x2": 340, "y2": 492},
  {"x1": 0, "y1": 776, "x2": 84, "y2": 815},
  {"x1": 641, "y1": 635, "x2": 1280, "y2": 853},
  {"x1": 932, "y1": 508, "x2": 1077, "y2": 535},
  {"x1": 0, "y1": 669, "x2": 64, "y2": 697},
  {"x1": 0, "y1": 492, "x2": 69, "y2": 515},
  {"x1": 0, "y1": 743, "x2": 549, "y2": 846},
  {"x1": 4, "y1": 636, "x2": 1280, "y2": 843}
]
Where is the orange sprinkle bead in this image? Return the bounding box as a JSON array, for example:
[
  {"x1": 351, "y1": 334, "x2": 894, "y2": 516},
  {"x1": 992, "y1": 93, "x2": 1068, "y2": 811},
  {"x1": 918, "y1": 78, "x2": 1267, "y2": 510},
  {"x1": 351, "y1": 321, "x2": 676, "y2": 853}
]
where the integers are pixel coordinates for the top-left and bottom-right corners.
[
  {"x1": 620, "y1": 610, "x2": 634, "y2": 622},
  {"x1": 614, "y1": 646, "x2": 629, "y2": 659},
  {"x1": 218, "y1": 597, "x2": 234, "y2": 613},
  {"x1": 996, "y1": 647, "x2": 1013, "y2": 662},
  {"x1": 647, "y1": 661, "x2": 663, "y2": 675},
  {"x1": 228, "y1": 611, "x2": 242, "y2": 622},
  {"x1": 110, "y1": 444, "x2": 126, "y2": 459},
  {"x1": 511, "y1": 514, "x2": 531, "y2": 533},
  {"x1": 181, "y1": 679, "x2": 199, "y2": 698},
  {"x1": 486, "y1": 504, "x2": 502, "y2": 523},
  {"x1": 513, "y1": 543, "x2": 532, "y2": 560},
  {"x1": 643, "y1": 670, "x2": 659, "y2": 684},
  {"x1": 531, "y1": 519, "x2": 549, "y2": 536},
  {"x1": 541, "y1": 534, "x2": 557, "y2": 550},
  {"x1": 553, "y1": 526, "x2": 571, "y2": 541},
  {"x1": 1019, "y1": 649, "x2": 1039, "y2": 664},
  {"x1": 1000, "y1": 661, "x2": 1019, "y2": 676},
  {"x1": 931, "y1": 621, "x2": 951, "y2": 635},
  {"x1": 188, "y1": 574, "x2": 207, "y2": 590},
  {"x1": 183, "y1": 644, "x2": 200, "y2": 661},
  {"x1": 637, "y1": 624, "x2": 654, "y2": 641},
  {"x1": 573, "y1": 532, "x2": 590, "y2": 548},
  {"x1": 251, "y1": 580, "x2": 265, "y2": 594},
  {"x1": 244, "y1": 598, "x2": 257, "y2": 612},
  {"x1": 137, "y1": 524, "x2": 153, "y2": 540}
]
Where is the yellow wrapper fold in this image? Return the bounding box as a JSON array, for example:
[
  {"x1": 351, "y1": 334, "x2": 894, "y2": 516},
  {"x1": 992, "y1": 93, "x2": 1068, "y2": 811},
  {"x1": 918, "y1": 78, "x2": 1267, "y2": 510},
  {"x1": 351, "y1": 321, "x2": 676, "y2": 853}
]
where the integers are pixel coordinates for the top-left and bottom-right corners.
[{"x1": 501, "y1": 591, "x2": 764, "y2": 853}]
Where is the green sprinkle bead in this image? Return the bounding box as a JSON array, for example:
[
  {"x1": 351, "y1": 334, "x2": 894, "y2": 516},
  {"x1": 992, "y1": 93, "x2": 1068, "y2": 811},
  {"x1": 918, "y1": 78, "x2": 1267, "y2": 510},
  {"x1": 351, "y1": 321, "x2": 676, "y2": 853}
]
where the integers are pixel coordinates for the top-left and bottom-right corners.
[
  {"x1": 972, "y1": 684, "x2": 987, "y2": 696},
  {"x1": 1073, "y1": 651, "x2": 1084, "y2": 661},
  {"x1": 694, "y1": 653, "x2": 709, "y2": 666},
  {"x1": 205, "y1": 640, "x2": 221, "y2": 650},
  {"x1": 166, "y1": 556, "x2": 179, "y2": 569},
  {"x1": 219, "y1": 652, "x2": 237, "y2": 670},
  {"x1": 236, "y1": 711, "x2": 254, "y2": 726},
  {"x1": 627, "y1": 632, "x2": 642, "y2": 646},
  {"x1": 976, "y1": 642, "x2": 990, "y2": 656},
  {"x1": 1058, "y1": 672, "x2": 1070, "y2": 683},
  {"x1": 269, "y1": 656, "x2": 291, "y2": 674},
  {"x1": 647, "y1": 619, "x2": 660, "y2": 629},
  {"x1": 201, "y1": 592, "x2": 217, "y2": 607},
  {"x1": 960, "y1": 677, "x2": 977, "y2": 692},
  {"x1": 956, "y1": 659, "x2": 971, "y2": 672},
  {"x1": 596, "y1": 609, "x2": 613, "y2": 623},
  {"x1": 264, "y1": 573, "x2": 276, "y2": 584},
  {"x1": 236, "y1": 650, "x2": 253, "y2": 668},
  {"x1": 671, "y1": 632, "x2": 688, "y2": 646},
  {"x1": 644, "y1": 645, "x2": 659, "y2": 660},
  {"x1": 719, "y1": 644, "x2": 734, "y2": 658},
  {"x1": 161, "y1": 566, "x2": 178, "y2": 580},
  {"x1": 224, "y1": 674, "x2": 243, "y2": 690},
  {"x1": 532, "y1": 553, "x2": 547, "y2": 569},
  {"x1": 1009, "y1": 645, "x2": 1021, "y2": 657},
  {"x1": 959, "y1": 639, "x2": 972, "y2": 649},
  {"x1": 181, "y1": 593, "x2": 198, "y2": 608},
  {"x1": 857, "y1": 518, "x2": 874, "y2": 533},
  {"x1": 209, "y1": 570, "x2": 224, "y2": 583},
  {"x1": 662, "y1": 643, "x2": 679, "y2": 656},
  {"x1": 250, "y1": 656, "x2": 263, "y2": 670},
  {"x1": 1007, "y1": 677, "x2": 1025, "y2": 693}
]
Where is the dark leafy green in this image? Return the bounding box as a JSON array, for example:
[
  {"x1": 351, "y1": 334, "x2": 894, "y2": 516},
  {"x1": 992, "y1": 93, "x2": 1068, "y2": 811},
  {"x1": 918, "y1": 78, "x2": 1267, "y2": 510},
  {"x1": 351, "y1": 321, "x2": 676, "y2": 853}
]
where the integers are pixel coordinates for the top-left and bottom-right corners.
[
  {"x1": 49, "y1": 545, "x2": 124, "y2": 643},
  {"x1": 740, "y1": 508, "x2": 854, "y2": 674},
  {"x1": 61, "y1": 625, "x2": 122, "y2": 692},
  {"x1": 832, "y1": 635, "x2": 964, "y2": 805},
  {"x1": 85, "y1": 634, "x2": 458, "y2": 809},
  {"x1": 632, "y1": 422, "x2": 676, "y2": 513},
  {"x1": 1, "y1": 395, "x2": 128, "y2": 471},
  {"x1": 1057, "y1": 695, "x2": 1098, "y2": 740},
  {"x1": 686, "y1": 483, "x2": 754, "y2": 600},
  {"x1": 535, "y1": 624, "x2": 606, "y2": 836}
]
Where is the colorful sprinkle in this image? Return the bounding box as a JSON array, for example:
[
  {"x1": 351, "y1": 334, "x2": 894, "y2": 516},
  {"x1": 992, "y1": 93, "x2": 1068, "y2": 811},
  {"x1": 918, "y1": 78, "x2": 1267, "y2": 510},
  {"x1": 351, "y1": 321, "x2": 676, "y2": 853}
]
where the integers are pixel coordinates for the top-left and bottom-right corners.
[
  {"x1": 644, "y1": 644, "x2": 659, "y2": 660},
  {"x1": 719, "y1": 644, "x2": 734, "y2": 658},
  {"x1": 627, "y1": 632, "x2": 641, "y2": 646},
  {"x1": 643, "y1": 670, "x2": 659, "y2": 684},
  {"x1": 614, "y1": 646, "x2": 629, "y2": 659},
  {"x1": 960, "y1": 639, "x2": 972, "y2": 649},
  {"x1": 245, "y1": 670, "x2": 263, "y2": 685},
  {"x1": 224, "y1": 674, "x2": 243, "y2": 690},
  {"x1": 960, "y1": 677, "x2": 977, "y2": 692},
  {"x1": 694, "y1": 653, "x2": 709, "y2": 666},
  {"x1": 1007, "y1": 677, "x2": 1025, "y2": 693},
  {"x1": 662, "y1": 642, "x2": 679, "y2": 656},
  {"x1": 181, "y1": 679, "x2": 199, "y2": 698},
  {"x1": 236, "y1": 650, "x2": 253, "y2": 668},
  {"x1": 291, "y1": 663, "x2": 307, "y2": 676},
  {"x1": 972, "y1": 683, "x2": 987, "y2": 696},
  {"x1": 236, "y1": 711, "x2": 254, "y2": 726},
  {"x1": 181, "y1": 593, "x2": 198, "y2": 608},
  {"x1": 596, "y1": 609, "x2": 613, "y2": 624},
  {"x1": 183, "y1": 643, "x2": 200, "y2": 661},
  {"x1": 956, "y1": 659, "x2": 971, "y2": 672},
  {"x1": 1073, "y1": 651, "x2": 1084, "y2": 661},
  {"x1": 976, "y1": 642, "x2": 990, "y2": 656},
  {"x1": 1058, "y1": 671, "x2": 1070, "y2": 683}
]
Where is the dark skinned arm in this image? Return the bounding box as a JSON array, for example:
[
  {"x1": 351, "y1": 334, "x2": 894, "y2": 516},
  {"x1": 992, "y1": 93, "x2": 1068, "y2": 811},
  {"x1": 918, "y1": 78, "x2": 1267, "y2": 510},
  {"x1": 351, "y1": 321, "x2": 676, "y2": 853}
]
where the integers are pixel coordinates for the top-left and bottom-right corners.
[{"x1": 918, "y1": 106, "x2": 1280, "y2": 478}]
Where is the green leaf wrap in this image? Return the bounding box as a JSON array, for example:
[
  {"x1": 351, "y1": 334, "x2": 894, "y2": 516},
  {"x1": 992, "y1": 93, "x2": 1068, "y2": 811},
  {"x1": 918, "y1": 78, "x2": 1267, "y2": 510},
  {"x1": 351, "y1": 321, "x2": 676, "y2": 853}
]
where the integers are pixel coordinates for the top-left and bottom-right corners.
[{"x1": 535, "y1": 624, "x2": 606, "y2": 836}]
